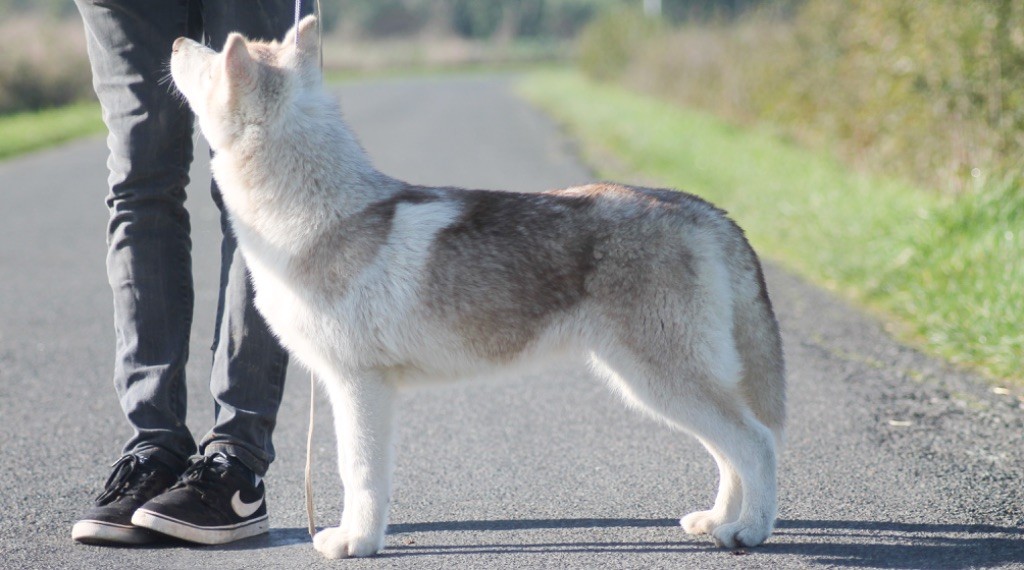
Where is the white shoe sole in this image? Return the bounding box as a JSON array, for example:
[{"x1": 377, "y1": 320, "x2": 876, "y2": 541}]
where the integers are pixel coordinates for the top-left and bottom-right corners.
[
  {"x1": 71, "y1": 519, "x2": 156, "y2": 545},
  {"x1": 131, "y1": 508, "x2": 269, "y2": 545}
]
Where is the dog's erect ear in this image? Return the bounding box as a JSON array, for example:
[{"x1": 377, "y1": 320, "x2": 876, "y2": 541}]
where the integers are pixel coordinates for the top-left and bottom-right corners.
[
  {"x1": 223, "y1": 33, "x2": 255, "y2": 89},
  {"x1": 283, "y1": 15, "x2": 319, "y2": 66}
]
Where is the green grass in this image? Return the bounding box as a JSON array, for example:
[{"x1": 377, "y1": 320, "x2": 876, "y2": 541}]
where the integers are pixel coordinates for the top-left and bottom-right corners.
[
  {"x1": 519, "y1": 69, "x2": 1023, "y2": 384},
  {"x1": 0, "y1": 101, "x2": 104, "y2": 161}
]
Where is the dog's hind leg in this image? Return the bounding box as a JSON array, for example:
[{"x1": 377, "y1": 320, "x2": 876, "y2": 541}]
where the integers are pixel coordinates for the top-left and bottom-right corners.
[
  {"x1": 314, "y1": 373, "x2": 396, "y2": 559},
  {"x1": 680, "y1": 439, "x2": 743, "y2": 535},
  {"x1": 591, "y1": 347, "x2": 777, "y2": 548},
  {"x1": 692, "y1": 411, "x2": 776, "y2": 548}
]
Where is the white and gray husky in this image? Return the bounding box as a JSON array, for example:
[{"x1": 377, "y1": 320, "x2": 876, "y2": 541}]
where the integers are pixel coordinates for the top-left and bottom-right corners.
[{"x1": 171, "y1": 16, "x2": 785, "y2": 559}]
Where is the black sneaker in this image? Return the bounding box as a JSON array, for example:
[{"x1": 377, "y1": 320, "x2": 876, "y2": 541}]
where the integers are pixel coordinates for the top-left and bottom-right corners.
[
  {"x1": 72, "y1": 453, "x2": 183, "y2": 545},
  {"x1": 131, "y1": 452, "x2": 268, "y2": 545}
]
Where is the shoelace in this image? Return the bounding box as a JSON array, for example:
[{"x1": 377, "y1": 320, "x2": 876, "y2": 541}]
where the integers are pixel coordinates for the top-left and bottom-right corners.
[
  {"x1": 95, "y1": 454, "x2": 162, "y2": 505},
  {"x1": 168, "y1": 453, "x2": 245, "y2": 506},
  {"x1": 95, "y1": 454, "x2": 139, "y2": 504},
  {"x1": 173, "y1": 454, "x2": 227, "y2": 487}
]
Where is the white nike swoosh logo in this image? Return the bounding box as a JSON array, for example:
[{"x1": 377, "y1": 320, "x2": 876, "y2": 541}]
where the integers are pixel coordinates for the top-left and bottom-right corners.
[{"x1": 231, "y1": 490, "x2": 264, "y2": 518}]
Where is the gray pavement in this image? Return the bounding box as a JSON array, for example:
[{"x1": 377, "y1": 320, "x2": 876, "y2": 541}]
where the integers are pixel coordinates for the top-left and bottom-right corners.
[{"x1": 1, "y1": 75, "x2": 1022, "y2": 569}]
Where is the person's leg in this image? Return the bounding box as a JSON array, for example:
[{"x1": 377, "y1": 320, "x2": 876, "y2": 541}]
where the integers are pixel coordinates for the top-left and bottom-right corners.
[
  {"x1": 78, "y1": 0, "x2": 202, "y2": 478},
  {"x1": 72, "y1": 0, "x2": 200, "y2": 544},
  {"x1": 198, "y1": 0, "x2": 312, "y2": 478},
  {"x1": 200, "y1": 186, "x2": 289, "y2": 477}
]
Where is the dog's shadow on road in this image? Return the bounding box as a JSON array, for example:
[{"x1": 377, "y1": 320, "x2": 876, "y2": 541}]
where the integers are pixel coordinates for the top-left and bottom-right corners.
[
  {"x1": 214, "y1": 517, "x2": 1024, "y2": 567},
  {"x1": 386, "y1": 518, "x2": 1024, "y2": 567},
  {"x1": 384, "y1": 517, "x2": 700, "y2": 556},
  {"x1": 768, "y1": 518, "x2": 1024, "y2": 568}
]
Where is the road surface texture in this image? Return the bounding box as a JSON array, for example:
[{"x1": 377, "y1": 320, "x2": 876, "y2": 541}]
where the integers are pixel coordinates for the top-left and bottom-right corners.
[{"x1": 1, "y1": 75, "x2": 1022, "y2": 569}]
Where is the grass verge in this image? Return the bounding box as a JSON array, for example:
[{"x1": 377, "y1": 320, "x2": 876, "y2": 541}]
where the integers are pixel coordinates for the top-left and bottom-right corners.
[
  {"x1": 0, "y1": 102, "x2": 104, "y2": 161},
  {"x1": 518, "y1": 69, "x2": 1023, "y2": 385}
]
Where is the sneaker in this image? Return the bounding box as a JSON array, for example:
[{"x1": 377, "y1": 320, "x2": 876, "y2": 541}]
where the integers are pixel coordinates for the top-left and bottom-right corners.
[
  {"x1": 131, "y1": 452, "x2": 269, "y2": 545},
  {"x1": 71, "y1": 453, "x2": 183, "y2": 545}
]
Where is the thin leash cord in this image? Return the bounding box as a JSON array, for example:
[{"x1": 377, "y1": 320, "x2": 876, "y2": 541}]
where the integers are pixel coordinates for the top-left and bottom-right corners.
[
  {"x1": 305, "y1": 371, "x2": 316, "y2": 539},
  {"x1": 305, "y1": 367, "x2": 316, "y2": 539},
  {"x1": 298, "y1": 0, "x2": 324, "y2": 542}
]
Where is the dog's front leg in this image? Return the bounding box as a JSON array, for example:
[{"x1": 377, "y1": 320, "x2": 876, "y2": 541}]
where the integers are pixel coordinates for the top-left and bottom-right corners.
[{"x1": 314, "y1": 373, "x2": 395, "y2": 559}]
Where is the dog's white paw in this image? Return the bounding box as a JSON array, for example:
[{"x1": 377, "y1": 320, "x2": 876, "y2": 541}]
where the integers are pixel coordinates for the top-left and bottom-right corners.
[
  {"x1": 709, "y1": 520, "x2": 772, "y2": 549},
  {"x1": 680, "y1": 509, "x2": 732, "y2": 536},
  {"x1": 313, "y1": 526, "x2": 382, "y2": 559}
]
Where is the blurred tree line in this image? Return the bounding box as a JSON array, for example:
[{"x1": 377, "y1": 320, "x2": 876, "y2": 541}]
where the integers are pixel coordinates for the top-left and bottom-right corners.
[
  {"x1": 318, "y1": 0, "x2": 771, "y2": 40},
  {"x1": 0, "y1": 0, "x2": 780, "y2": 115},
  {"x1": 320, "y1": 0, "x2": 617, "y2": 39},
  {"x1": 0, "y1": 0, "x2": 776, "y2": 37}
]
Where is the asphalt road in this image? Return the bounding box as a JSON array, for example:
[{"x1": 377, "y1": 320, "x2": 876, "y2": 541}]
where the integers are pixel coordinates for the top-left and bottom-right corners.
[{"x1": 1, "y1": 75, "x2": 1022, "y2": 569}]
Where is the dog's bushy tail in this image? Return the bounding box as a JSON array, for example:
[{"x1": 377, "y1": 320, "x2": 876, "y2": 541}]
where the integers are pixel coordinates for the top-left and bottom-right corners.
[{"x1": 733, "y1": 260, "x2": 787, "y2": 450}]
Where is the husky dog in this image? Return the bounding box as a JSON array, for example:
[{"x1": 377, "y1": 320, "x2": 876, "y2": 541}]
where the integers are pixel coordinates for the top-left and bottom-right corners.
[{"x1": 170, "y1": 16, "x2": 785, "y2": 559}]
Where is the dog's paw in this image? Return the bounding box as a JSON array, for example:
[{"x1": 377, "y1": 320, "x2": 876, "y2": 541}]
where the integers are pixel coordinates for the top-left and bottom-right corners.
[
  {"x1": 710, "y1": 520, "x2": 772, "y2": 549},
  {"x1": 313, "y1": 526, "x2": 382, "y2": 559},
  {"x1": 681, "y1": 509, "x2": 731, "y2": 536}
]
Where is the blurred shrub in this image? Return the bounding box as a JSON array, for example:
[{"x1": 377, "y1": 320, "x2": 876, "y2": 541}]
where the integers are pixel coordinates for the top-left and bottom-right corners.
[
  {"x1": 577, "y1": 7, "x2": 664, "y2": 80},
  {"x1": 540, "y1": 0, "x2": 622, "y2": 38},
  {"x1": 781, "y1": 0, "x2": 1024, "y2": 193},
  {"x1": 579, "y1": 0, "x2": 1024, "y2": 195},
  {"x1": 0, "y1": 16, "x2": 94, "y2": 115},
  {"x1": 359, "y1": 0, "x2": 433, "y2": 37}
]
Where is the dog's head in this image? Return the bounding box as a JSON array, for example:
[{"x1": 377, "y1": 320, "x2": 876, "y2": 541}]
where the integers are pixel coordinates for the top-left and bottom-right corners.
[{"x1": 170, "y1": 15, "x2": 320, "y2": 151}]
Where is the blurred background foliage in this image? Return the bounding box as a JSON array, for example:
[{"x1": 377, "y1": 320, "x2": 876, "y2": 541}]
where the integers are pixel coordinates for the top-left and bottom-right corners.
[
  {"x1": 0, "y1": 0, "x2": 623, "y2": 113},
  {"x1": 320, "y1": 0, "x2": 619, "y2": 39},
  {"x1": 0, "y1": 2, "x2": 91, "y2": 114},
  {"x1": 579, "y1": 0, "x2": 1024, "y2": 195},
  {"x1": 0, "y1": 0, "x2": 772, "y2": 114},
  {"x1": 9, "y1": 0, "x2": 1023, "y2": 196}
]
